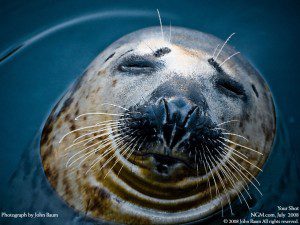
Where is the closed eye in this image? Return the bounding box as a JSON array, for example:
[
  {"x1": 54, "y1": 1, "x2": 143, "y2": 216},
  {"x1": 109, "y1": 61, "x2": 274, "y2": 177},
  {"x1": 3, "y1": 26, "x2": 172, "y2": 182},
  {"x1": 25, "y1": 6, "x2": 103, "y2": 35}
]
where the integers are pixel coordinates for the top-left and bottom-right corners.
[
  {"x1": 118, "y1": 55, "x2": 161, "y2": 75},
  {"x1": 216, "y1": 77, "x2": 246, "y2": 100}
]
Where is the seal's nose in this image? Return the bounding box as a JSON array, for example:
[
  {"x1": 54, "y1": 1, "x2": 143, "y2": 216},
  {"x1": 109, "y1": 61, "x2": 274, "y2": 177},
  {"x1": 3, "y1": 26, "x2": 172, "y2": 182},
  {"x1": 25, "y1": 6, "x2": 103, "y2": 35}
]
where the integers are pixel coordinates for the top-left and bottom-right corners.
[
  {"x1": 162, "y1": 97, "x2": 197, "y2": 125},
  {"x1": 152, "y1": 97, "x2": 200, "y2": 150}
]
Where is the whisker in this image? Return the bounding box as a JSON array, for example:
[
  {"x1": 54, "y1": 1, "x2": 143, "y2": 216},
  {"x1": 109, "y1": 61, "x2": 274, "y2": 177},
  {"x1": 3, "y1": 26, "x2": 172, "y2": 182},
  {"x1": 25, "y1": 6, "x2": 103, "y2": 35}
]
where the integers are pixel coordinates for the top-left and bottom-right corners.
[
  {"x1": 223, "y1": 147, "x2": 261, "y2": 186},
  {"x1": 63, "y1": 130, "x2": 117, "y2": 152},
  {"x1": 73, "y1": 122, "x2": 123, "y2": 143},
  {"x1": 65, "y1": 139, "x2": 109, "y2": 167},
  {"x1": 99, "y1": 103, "x2": 129, "y2": 111},
  {"x1": 83, "y1": 126, "x2": 128, "y2": 147},
  {"x1": 117, "y1": 137, "x2": 146, "y2": 176},
  {"x1": 75, "y1": 112, "x2": 129, "y2": 121},
  {"x1": 105, "y1": 137, "x2": 140, "y2": 179},
  {"x1": 212, "y1": 127, "x2": 228, "y2": 131},
  {"x1": 215, "y1": 33, "x2": 235, "y2": 60},
  {"x1": 69, "y1": 132, "x2": 127, "y2": 168},
  {"x1": 156, "y1": 9, "x2": 164, "y2": 40},
  {"x1": 219, "y1": 52, "x2": 240, "y2": 67},
  {"x1": 222, "y1": 132, "x2": 248, "y2": 141},
  {"x1": 216, "y1": 139, "x2": 249, "y2": 159},
  {"x1": 219, "y1": 146, "x2": 261, "y2": 191},
  {"x1": 203, "y1": 152, "x2": 224, "y2": 216},
  {"x1": 199, "y1": 150, "x2": 213, "y2": 200},
  {"x1": 222, "y1": 162, "x2": 252, "y2": 200},
  {"x1": 84, "y1": 135, "x2": 130, "y2": 173},
  {"x1": 221, "y1": 143, "x2": 262, "y2": 171},
  {"x1": 67, "y1": 135, "x2": 122, "y2": 168},
  {"x1": 217, "y1": 146, "x2": 251, "y2": 191},
  {"x1": 217, "y1": 120, "x2": 239, "y2": 127},
  {"x1": 221, "y1": 137, "x2": 263, "y2": 155},
  {"x1": 143, "y1": 42, "x2": 155, "y2": 54},
  {"x1": 85, "y1": 131, "x2": 137, "y2": 174},
  {"x1": 65, "y1": 131, "x2": 126, "y2": 167},
  {"x1": 213, "y1": 150, "x2": 251, "y2": 208},
  {"x1": 169, "y1": 21, "x2": 172, "y2": 43},
  {"x1": 211, "y1": 154, "x2": 243, "y2": 205},
  {"x1": 206, "y1": 146, "x2": 234, "y2": 215},
  {"x1": 98, "y1": 136, "x2": 137, "y2": 175},
  {"x1": 227, "y1": 155, "x2": 263, "y2": 196},
  {"x1": 59, "y1": 123, "x2": 111, "y2": 143},
  {"x1": 212, "y1": 44, "x2": 220, "y2": 59}
]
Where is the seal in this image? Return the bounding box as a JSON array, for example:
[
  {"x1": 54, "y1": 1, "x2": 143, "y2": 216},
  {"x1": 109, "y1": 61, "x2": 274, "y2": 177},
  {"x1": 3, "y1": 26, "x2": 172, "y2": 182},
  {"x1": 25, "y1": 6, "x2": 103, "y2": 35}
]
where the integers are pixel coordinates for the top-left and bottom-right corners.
[{"x1": 40, "y1": 26, "x2": 276, "y2": 224}]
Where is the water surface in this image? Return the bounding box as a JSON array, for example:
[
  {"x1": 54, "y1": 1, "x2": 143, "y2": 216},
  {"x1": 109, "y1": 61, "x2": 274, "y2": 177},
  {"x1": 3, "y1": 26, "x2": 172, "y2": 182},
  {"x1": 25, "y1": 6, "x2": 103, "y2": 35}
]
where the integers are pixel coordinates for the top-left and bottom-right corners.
[{"x1": 0, "y1": 0, "x2": 299, "y2": 224}]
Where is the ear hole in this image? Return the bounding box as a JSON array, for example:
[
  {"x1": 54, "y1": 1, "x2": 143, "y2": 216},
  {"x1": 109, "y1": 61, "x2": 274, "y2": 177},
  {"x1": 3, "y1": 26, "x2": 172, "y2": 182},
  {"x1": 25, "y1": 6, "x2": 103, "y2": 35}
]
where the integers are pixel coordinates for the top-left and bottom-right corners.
[
  {"x1": 105, "y1": 52, "x2": 115, "y2": 62},
  {"x1": 251, "y1": 84, "x2": 259, "y2": 97}
]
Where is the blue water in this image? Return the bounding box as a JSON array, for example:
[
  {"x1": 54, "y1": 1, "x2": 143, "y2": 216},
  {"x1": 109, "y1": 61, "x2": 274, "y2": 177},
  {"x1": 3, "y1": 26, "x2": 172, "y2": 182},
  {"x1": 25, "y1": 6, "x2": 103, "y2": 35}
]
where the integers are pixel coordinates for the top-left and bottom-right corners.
[{"x1": 0, "y1": 0, "x2": 299, "y2": 224}]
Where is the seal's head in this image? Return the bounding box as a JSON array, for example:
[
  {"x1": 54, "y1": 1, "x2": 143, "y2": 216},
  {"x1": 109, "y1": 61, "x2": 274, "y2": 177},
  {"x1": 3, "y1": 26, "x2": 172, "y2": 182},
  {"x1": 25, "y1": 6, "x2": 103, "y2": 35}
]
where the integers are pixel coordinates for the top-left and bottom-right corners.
[{"x1": 40, "y1": 27, "x2": 276, "y2": 224}]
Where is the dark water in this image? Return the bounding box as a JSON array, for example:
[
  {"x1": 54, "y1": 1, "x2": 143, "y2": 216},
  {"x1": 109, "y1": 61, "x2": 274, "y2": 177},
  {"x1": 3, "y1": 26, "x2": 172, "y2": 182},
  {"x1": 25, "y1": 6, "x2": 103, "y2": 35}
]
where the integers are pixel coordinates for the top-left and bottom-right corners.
[{"x1": 0, "y1": 0, "x2": 299, "y2": 224}]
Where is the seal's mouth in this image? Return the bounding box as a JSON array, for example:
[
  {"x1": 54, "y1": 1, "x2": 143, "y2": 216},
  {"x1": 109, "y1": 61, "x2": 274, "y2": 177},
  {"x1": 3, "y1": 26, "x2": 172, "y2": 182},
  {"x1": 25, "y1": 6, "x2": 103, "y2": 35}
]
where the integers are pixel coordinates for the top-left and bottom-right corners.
[{"x1": 118, "y1": 96, "x2": 224, "y2": 177}]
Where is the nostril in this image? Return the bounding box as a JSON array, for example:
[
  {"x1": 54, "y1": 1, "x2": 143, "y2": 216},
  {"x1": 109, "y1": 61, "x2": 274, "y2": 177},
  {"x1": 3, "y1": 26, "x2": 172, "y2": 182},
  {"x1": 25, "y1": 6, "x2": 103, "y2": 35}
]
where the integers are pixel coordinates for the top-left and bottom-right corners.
[
  {"x1": 160, "y1": 97, "x2": 197, "y2": 126},
  {"x1": 162, "y1": 98, "x2": 170, "y2": 124},
  {"x1": 182, "y1": 106, "x2": 198, "y2": 127},
  {"x1": 156, "y1": 164, "x2": 169, "y2": 174}
]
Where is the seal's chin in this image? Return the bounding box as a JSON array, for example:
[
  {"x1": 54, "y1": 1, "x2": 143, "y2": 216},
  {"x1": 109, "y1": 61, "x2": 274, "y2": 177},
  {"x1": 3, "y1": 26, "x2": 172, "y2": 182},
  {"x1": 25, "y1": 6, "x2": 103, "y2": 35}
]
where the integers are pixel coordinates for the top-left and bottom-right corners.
[{"x1": 119, "y1": 96, "x2": 225, "y2": 179}]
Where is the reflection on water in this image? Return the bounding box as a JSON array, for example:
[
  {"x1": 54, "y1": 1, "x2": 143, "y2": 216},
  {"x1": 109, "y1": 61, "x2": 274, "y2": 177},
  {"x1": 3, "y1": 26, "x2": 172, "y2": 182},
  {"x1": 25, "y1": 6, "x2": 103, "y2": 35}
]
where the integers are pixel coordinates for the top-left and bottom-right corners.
[{"x1": 0, "y1": 2, "x2": 299, "y2": 224}]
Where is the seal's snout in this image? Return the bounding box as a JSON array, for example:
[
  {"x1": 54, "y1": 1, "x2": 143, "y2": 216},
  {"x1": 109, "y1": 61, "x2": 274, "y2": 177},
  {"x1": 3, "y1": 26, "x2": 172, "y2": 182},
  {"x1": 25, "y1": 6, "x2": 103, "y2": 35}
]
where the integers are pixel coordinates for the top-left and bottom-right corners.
[
  {"x1": 122, "y1": 96, "x2": 224, "y2": 174},
  {"x1": 153, "y1": 97, "x2": 199, "y2": 149}
]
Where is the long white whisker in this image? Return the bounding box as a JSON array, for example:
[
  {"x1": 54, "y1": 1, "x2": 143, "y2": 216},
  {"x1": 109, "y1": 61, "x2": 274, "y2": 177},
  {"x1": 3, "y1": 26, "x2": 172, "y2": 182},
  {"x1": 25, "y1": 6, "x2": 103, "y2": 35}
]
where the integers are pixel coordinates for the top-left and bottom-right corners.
[
  {"x1": 73, "y1": 132, "x2": 127, "y2": 168},
  {"x1": 206, "y1": 146, "x2": 233, "y2": 215},
  {"x1": 59, "y1": 123, "x2": 109, "y2": 143},
  {"x1": 73, "y1": 122, "x2": 123, "y2": 143},
  {"x1": 221, "y1": 137, "x2": 263, "y2": 155},
  {"x1": 212, "y1": 44, "x2": 220, "y2": 59},
  {"x1": 223, "y1": 147, "x2": 261, "y2": 185},
  {"x1": 222, "y1": 132, "x2": 248, "y2": 141},
  {"x1": 219, "y1": 158, "x2": 251, "y2": 209},
  {"x1": 222, "y1": 144, "x2": 262, "y2": 171},
  {"x1": 83, "y1": 126, "x2": 129, "y2": 147},
  {"x1": 117, "y1": 137, "x2": 146, "y2": 176},
  {"x1": 219, "y1": 52, "x2": 240, "y2": 67},
  {"x1": 203, "y1": 152, "x2": 224, "y2": 216},
  {"x1": 65, "y1": 131, "x2": 126, "y2": 167},
  {"x1": 213, "y1": 149, "x2": 251, "y2": 207},
  {"x1": 216, "y1": 139, "x2": 249, "y2": 159},
  {"x1": 83, "y1": 135, "x2": 130, "y2": 173},
  {"x1": 59, "y1": 117, "x2": 129, "y2": 144},
  {"x1": 215, "y1": 33, "x2": 235, "y2": 60},
  {"x1": 217, "y1": 120, "x2": 239, "y2": 127},
  {"x1": 220, "y1": 156, "x2": 252, "y2": 199},
  {"x1": 217, "y1": 146, "x2": 251, "y2": 190},
  {"x1": 65, "y1": 139, "x2": 109, "y2": 167},
  {"x1": 85, "y1": 131, "x2": 137, "y2": 174},
  {"x1": 99, "y1": 103, "x2": 129, "y2": 111},
  {"x1": 169, "y1": 21, "x2": 172, "y2": 43},
  {"x1": 157, "y1": 9, "x2": 164, "y2": 40},
  {"x1": 63, "y1": 129, "x2": 117, "y2": 152},
  {"x1": 199, "y1": 150, "x2": 212, "y2": 200},
  {"x1": 98, "y1": 135, "x2": 138, "y2": 175},
  {"x1": 67, "y1": 134, "x2": 125, "y2": 168},
  {"x1": 104, "y1": 137, "x2": 140, "y2": 179},
  {"x1": 211, "y1": 154, "x2": 243, "y2": 205},
  {"x1": 227, "y1": 155, "x2": 263, "y2": 196},
  {"x1": 75, "y1": 112, "x2": 128, "y2": 120}
]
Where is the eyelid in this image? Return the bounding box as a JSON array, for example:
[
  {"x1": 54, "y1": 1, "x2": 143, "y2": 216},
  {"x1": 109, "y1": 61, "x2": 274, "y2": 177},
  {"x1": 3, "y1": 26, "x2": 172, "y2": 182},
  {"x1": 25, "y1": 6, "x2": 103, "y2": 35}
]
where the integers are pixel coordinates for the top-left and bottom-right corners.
[
  {"x1": 216, "y1": 77, "x2": 246, "y2": 99},
  {"x1": 117, "y1": 54, "x2": 162, "y2": 75}
]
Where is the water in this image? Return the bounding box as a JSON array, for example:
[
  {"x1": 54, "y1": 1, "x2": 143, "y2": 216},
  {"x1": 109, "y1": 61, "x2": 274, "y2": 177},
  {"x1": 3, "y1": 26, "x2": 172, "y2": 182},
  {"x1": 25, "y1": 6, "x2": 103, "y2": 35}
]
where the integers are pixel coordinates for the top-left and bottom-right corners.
[{"x1": 0, "y1": 0, "x2": 299, "y2": 224}]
